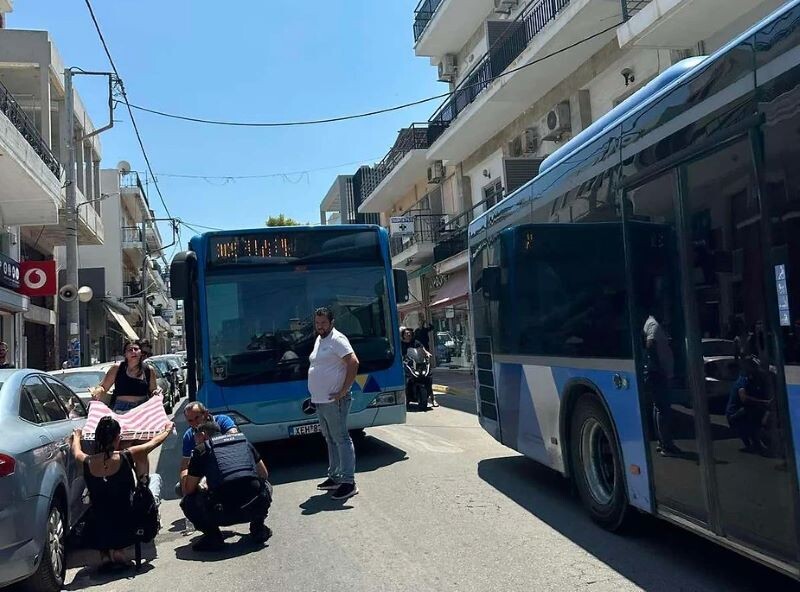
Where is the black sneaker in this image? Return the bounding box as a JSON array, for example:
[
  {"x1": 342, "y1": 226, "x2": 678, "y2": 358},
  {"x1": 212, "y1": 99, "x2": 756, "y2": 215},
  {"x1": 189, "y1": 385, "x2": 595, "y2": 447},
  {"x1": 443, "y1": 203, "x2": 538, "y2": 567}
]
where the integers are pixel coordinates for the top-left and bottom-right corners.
[
  {"x1": 330, "y1": 482, "x2": 359, "y2": 500},
  {"x1": 317, "y1": 478, "x2": 338, "y2": 491},
  {"x1": 249, "y1": 523, "x2": 272, "y2": 543},
  {"x1": 192, "y1": 531, "x2": 224, "y2": 552}
]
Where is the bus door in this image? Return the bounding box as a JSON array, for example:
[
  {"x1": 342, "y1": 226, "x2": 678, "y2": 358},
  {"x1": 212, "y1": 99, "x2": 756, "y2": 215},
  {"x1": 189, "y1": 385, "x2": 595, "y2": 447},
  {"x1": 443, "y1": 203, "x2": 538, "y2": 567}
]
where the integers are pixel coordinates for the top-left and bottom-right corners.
[{"x1": 626, "y1": 172, "x2": 711, "y2": 527}]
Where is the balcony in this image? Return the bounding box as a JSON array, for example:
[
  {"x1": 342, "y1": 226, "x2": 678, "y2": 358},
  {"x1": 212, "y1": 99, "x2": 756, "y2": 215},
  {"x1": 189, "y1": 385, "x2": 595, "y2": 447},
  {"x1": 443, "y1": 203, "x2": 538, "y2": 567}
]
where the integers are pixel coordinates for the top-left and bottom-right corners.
[
  {"x1": 414, "y1": 0, "x2": 490, "y2": 58},
  {"x1": 434, "y1": 199, "x2": 490, "y2": 266},
  {"x1": 617, "y1": 0, "x2": 783, "y2": 49},
  {"x1": 120, "y1": 171, "x2": 150, "y2": 223},
  {"x1": 0, "y1": 77, "x2": 63, "y2": 226},
  {"x1": 358, "y1": 124, "x2": 433, "y2": 214},
  {"x1": 145, "y1": 221, "x2": 163, "y2": 253},
  {"x1": 427, "y1": 0, "x2": 619, "y2": 163},
  {"x1": 390, "y1": 212, "x2": 445, "y2": 269}
]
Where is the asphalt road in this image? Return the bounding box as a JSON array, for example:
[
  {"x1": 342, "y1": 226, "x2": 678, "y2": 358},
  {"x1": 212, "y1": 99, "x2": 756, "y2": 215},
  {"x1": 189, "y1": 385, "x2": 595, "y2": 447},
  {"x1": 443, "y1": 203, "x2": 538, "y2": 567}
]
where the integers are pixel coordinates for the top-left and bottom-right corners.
[{"x1": 59, "y1": 398, "x2": 798, "y2": 592}]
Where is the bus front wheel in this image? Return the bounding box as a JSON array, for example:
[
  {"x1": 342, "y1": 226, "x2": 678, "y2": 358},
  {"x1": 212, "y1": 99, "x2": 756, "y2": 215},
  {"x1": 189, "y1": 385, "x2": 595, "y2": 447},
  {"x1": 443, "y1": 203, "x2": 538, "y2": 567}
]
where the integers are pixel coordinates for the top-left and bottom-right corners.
[{"x1": 569, "y1": 394, "x2": 629, "y2": 531}]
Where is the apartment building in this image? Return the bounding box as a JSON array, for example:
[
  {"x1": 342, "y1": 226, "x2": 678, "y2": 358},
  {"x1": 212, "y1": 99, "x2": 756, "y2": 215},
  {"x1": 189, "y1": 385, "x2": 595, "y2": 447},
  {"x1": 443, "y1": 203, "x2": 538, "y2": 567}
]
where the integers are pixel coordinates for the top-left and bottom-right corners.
[
  {"x1": 62, "y1": 165, "x2": 175, "y2": 364},
  {"x1": 354, "y1": 0, "x2": 787, "y2": 370},
  {"x1": 0, "y1": 1, "x2": 105, "y2": 369}
]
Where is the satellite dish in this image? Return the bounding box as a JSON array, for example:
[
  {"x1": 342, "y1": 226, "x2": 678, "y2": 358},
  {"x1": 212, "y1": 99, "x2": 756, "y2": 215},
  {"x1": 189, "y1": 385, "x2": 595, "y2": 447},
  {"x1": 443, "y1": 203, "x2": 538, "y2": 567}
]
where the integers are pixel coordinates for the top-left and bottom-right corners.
[{"x1": 117, "y1": 160, "x2": 132, "y2": 174}]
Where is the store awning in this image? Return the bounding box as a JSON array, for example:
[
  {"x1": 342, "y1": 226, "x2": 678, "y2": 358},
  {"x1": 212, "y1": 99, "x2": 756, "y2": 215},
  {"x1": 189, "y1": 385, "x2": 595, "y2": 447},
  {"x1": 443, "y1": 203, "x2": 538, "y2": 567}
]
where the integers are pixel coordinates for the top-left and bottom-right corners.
[
  {"x1": 148, "y1": 319, "x2": 159, "y2": 337},
  {"x1": 104, "y1": 304, "x2": 139, "y2": 341},
  {"x1": 429, "y1": 272, "x2": 469, "y2": 309}
]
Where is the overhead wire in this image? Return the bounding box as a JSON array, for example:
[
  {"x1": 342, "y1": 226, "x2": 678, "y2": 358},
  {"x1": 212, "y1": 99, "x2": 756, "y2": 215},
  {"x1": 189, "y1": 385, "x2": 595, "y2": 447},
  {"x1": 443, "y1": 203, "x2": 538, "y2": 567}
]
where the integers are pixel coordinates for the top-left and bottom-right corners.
[{"x1": 118, "y1": 22, "x2": 623, "y2": 129}]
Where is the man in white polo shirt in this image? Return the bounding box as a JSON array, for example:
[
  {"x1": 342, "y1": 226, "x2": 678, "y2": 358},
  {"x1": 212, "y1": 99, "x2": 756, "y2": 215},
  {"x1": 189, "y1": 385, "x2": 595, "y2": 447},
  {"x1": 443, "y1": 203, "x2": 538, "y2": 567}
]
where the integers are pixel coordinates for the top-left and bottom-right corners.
[{"x1": 308, "y1": 306, "x2": 360, "y2": 500}]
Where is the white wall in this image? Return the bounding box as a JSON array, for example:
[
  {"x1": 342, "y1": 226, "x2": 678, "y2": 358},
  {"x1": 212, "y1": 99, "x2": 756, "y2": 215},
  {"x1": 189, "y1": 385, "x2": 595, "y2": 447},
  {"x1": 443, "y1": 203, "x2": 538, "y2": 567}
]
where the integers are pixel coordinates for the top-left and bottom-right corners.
[{"x1": 465, "y1": 149, "x2": 504, "y2": 207}]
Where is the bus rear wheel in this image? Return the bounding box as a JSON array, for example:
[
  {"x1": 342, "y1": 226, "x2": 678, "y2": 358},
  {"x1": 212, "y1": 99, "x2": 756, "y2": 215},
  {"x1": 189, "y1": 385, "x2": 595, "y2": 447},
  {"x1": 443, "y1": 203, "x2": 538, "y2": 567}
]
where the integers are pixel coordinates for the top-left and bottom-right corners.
[{"x1": 570, "y1": 394, "x2": 629, "y2": 531}]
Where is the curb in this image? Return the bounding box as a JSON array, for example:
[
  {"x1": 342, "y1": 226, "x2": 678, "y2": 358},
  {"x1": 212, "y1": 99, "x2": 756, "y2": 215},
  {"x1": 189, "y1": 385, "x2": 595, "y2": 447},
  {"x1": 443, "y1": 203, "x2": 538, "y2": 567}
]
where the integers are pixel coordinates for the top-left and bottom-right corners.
[{"x1": 433, "y1": 384, "x2": 472, "y2": 397}]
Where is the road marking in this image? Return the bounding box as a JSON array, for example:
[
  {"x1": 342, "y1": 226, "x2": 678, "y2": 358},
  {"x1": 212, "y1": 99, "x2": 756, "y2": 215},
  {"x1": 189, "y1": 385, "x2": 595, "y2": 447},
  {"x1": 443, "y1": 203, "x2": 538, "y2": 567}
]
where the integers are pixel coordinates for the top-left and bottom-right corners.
[{"x1": 371, "y1": 426, "x2": 463, "y2": 454}]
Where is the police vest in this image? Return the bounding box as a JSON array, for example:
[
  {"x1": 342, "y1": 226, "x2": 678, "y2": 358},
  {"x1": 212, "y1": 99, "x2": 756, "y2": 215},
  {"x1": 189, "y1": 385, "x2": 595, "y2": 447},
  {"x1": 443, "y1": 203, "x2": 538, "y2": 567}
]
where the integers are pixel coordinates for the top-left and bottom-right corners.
[{"x1": 203, "y1": 432, "x2": 259, "y2": 490}]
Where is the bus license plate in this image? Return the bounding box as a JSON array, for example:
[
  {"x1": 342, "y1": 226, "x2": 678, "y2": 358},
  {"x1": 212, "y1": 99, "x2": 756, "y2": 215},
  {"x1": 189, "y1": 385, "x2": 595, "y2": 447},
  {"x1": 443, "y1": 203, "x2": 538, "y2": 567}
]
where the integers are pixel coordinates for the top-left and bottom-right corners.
[{"x1": 290, "y1": 423, "x2": 321, "y2": 436}]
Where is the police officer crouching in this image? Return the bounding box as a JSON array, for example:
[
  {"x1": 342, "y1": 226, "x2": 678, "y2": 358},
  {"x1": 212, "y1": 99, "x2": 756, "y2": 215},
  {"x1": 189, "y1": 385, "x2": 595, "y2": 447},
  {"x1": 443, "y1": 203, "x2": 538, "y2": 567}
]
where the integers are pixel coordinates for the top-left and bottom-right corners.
[{"x1": 180, "y1": 421, "x2": 272, "y2": 551}]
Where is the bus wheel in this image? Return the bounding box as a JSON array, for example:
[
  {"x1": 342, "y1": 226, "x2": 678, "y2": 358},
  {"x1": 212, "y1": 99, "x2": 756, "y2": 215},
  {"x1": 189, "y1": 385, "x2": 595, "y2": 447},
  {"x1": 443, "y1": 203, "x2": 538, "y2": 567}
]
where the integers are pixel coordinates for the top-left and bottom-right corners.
[{"x1": 570, "y1": 394, "x2": 629, "y2": 531}]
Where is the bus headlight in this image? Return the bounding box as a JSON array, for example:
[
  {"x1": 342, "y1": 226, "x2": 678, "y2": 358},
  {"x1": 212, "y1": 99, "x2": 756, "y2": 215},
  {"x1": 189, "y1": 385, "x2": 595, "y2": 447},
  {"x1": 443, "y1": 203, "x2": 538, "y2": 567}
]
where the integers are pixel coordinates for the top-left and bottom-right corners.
[
  {"x1": 224, "y1": 411, "x2": 252, "y2": 425},
  {"x1": 368, "y1": 390, "x2": 405, "y2": 407}
]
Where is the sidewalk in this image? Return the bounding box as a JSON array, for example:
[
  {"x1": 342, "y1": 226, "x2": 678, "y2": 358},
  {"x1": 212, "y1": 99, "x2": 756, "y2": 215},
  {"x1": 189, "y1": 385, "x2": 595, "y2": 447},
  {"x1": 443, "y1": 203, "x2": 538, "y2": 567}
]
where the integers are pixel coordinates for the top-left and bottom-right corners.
[{"x1": 432, "y1": 367, "x2": 475, "y2": 397}]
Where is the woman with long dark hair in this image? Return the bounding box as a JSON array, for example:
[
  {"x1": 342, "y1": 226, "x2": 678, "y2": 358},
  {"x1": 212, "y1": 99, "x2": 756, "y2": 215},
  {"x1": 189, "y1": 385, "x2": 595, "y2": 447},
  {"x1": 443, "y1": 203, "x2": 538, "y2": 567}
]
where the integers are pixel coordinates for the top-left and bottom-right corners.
[
  {"x1": 71, "y1": 417, "x2": 173, "y2": 570},
  {"x1": 90, "y1": 341, "x2": 159, "y2": 412}
]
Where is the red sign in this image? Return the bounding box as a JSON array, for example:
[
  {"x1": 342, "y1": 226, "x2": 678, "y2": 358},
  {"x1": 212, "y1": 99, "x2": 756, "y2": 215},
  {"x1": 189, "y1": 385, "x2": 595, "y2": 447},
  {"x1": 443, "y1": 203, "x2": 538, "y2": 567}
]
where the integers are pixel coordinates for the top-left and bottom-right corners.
[{"x1": 19, "y1": 261, "x2": 56, "y2": 297}]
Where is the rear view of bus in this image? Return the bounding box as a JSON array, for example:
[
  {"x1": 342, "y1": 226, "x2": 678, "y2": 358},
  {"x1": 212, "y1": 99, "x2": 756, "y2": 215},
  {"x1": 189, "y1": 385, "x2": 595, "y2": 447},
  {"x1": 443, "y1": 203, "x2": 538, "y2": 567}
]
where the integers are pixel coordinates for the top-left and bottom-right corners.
[{"x1": 170, "y1": 226, "x2": 408, "y2": 442}]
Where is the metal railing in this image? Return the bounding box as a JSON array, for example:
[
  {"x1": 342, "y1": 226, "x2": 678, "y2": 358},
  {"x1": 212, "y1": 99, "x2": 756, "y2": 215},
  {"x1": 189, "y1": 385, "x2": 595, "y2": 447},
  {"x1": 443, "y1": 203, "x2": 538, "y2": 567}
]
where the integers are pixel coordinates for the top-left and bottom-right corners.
[
  {"x1": 434, "y1": 199, "x2": 490, "y2": 263},
  {"x1": 362, "y1": 124, "x2": 432, "y2": 199},
  {"x1": 120, "y1": 170, "x2": 151, "y2": 207},
  {"x1": 122, "y1": 226, "x2": 143, "y2": 243},
  {"x1": 429, "y1": 0, "x2": 570, "y2": 142},
  {"x1": 414, "y1": 0, "x2": 444, "y2": 42},
  {"x1": 0, "y1": 78, "x2": 62, "y2": 179},
  {"x1": 390, "y1": 212, "x2": 445, "y2": 258},
  {"x1": 620, "y1": 0, "x2": 652, "y2": 20}
]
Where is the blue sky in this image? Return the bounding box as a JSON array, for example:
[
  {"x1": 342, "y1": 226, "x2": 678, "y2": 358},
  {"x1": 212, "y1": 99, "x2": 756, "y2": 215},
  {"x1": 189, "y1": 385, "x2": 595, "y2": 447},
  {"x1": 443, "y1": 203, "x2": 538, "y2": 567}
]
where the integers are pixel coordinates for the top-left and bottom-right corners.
[{"x1": 8, "y1": 1, "x2": 443, "y2": 253}]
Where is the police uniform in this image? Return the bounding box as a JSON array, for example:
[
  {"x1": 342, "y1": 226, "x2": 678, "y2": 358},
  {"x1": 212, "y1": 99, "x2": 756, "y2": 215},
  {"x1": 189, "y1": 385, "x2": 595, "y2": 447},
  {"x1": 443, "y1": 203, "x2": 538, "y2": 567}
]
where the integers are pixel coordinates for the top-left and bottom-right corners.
[{"x1": 180, "y1": 433, "x2": 272, "y2": 540}]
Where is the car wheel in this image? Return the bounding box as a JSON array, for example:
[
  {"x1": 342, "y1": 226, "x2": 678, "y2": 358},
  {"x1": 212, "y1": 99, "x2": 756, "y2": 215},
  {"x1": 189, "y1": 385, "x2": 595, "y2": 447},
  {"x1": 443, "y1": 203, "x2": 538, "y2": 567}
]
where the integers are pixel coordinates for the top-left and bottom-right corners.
[{"x1": 23, "y1": 502, "x2": 66, "y2": 592}]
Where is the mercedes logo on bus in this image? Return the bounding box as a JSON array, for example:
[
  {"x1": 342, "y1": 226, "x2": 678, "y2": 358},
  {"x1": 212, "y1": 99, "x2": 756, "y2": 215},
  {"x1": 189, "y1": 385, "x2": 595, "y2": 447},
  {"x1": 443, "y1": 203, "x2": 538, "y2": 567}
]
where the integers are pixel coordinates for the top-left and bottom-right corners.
[{"x1": 302, "y1": 399, "x2": 317, "y2": 415}]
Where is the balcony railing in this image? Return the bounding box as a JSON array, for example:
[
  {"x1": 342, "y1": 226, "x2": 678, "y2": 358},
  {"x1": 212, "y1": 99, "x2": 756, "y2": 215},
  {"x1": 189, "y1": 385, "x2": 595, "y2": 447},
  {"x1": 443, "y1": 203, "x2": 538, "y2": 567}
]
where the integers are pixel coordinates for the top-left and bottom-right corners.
[
  {"x1": 362, "y1": 124, "x2": 432, "y2": 199},
  {"x1": 122, "y1": 226, "x2": 143, "y2": 244},
  {"x1": 414, "y1": 0, "x2": 444, "y2": 42},
  {"x1": 120, "y1": 171, "x2": 151, "y2": 207},
  {"x1": 434, "y1": 199, "x2": 490, "y2": 263},
  {"x1": 620, "y1": 0, "x2": 653, "y2": 20},
  {"x1": 429, "y1": 0, "x2": 570, "y2": 142},
  {"x1": 390, "y1": 213, "x2": 445, "y2": 258},
  {"x1": 0, "y1": 78, "x2": 62, "y2": 179}
]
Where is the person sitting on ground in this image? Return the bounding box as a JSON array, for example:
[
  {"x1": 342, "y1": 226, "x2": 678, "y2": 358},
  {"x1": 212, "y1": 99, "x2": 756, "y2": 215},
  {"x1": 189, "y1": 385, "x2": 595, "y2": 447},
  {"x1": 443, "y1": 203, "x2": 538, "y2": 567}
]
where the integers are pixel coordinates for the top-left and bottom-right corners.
[
  {"x1": 727, "y1": 356, "x2": 771, "y2": 454},
  {"x1": 180, "y1": 421, "x2": 272, "y2": 552},
  {"x1": 71, "y1": 417, "x2": 173, "y2": 571},
  {"x1": 176, "y1": 402, "x2": 239, "y2": 496},
  {"x1": 401, "y1": 327, "x2": 438, "y2": 408}
]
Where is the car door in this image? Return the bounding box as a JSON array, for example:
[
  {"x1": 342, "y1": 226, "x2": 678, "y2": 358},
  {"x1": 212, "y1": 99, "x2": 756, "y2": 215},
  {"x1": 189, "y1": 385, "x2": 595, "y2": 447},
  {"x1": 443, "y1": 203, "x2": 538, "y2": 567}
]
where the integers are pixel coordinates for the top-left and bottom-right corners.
[{"x1": 23, "y1": 376, "x2": 84, "y2": 527}]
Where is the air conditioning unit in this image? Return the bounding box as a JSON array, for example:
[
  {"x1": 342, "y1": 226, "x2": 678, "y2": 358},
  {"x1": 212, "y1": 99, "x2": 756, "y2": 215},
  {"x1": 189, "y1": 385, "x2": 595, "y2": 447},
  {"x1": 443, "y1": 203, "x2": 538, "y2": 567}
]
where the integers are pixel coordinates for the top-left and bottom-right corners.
[
  {"x1": 438, "y1": 54, "x2": 457, "y2": 83},
  {"x1": 523, "y1": 128, "x2": 539, "y2": 154},
  {"x1": 494, "y1": 0, "x2": 519, "y2": 14},
  {"x1": 541, "y1": 101, "x2": 572, "y2": 140},
  {"x1": 507, "y1": 135, "x2": 523, "y2": 158},
  {"x1": 427, "y1": 161, "x2": 444, "y2": 184}
]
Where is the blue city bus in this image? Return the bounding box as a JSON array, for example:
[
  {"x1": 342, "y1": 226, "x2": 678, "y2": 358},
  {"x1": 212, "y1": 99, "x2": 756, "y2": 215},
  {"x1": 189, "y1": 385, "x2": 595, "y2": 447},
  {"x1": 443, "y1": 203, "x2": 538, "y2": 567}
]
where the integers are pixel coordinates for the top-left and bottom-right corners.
[
  {"x1": 170, "y1": 225, "x2": 408, "y2": 442},
  {"x1": 469, "y1": 0, "x2": 800, "y2": 577}
]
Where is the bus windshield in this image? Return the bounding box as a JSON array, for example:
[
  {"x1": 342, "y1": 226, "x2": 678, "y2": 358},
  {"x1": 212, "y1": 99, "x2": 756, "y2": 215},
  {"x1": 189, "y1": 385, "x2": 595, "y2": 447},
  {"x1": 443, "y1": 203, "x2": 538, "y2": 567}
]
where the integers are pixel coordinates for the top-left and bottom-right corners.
[{"x1": 205, "y1": 264, "x2": 394, "y2": 385}]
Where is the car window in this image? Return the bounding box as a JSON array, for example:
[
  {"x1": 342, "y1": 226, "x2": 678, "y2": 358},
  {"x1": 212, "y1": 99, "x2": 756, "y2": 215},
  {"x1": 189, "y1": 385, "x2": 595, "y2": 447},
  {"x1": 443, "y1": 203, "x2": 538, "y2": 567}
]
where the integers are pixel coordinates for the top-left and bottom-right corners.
[
  {"x1": 19, "y1": 390, "x2": 41, "y2": 423},
  {"x1": 57, "y1": 372, "x2": 104, "y2": 390},
  {"x1": 43, "y1": 377, "x2": 87, "y2": 419},
  {"x1": 24, "y1": 377, "x2": 68, "y2": 423}
]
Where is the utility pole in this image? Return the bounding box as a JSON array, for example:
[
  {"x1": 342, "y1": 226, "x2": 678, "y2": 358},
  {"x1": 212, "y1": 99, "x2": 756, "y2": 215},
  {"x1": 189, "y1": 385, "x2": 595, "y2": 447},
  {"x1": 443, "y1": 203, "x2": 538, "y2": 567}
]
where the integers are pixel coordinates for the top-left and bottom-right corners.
[{"x1": 62, "y1": 68, "x2": 115, "y2": 366}]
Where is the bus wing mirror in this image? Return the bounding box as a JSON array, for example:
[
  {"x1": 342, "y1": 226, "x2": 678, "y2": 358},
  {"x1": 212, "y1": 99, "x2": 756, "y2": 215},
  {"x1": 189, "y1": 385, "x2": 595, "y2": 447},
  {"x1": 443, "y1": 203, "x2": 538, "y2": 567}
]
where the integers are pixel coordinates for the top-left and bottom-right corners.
[
  {"x1": 393, "y1": 269, "x2": 409, "y2": 303},
  {"x1": 482, "y1": 267, "x2": 501, "y2": 301},
  {"x1": 170, "y1": 251, "x2": 197, "y2": 300}
]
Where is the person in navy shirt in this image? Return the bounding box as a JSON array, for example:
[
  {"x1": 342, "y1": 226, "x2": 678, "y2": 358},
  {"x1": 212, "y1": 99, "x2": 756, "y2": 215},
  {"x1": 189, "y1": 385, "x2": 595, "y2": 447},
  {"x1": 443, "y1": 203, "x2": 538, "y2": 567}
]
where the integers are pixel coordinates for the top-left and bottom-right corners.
[
  {"x1": 726, "y1": 357, "x2": 771, "y2": 454},
  {"x1": 177, "y1": 402, "x2": 238, "y2": 495}
]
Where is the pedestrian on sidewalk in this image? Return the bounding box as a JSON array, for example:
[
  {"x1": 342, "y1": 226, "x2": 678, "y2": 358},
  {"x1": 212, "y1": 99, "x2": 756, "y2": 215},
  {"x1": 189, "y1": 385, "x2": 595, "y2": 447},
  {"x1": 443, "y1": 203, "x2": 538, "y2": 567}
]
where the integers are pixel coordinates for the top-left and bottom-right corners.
[{"x1": 308, "y1": 307, "x2": 360, "y2": 500}]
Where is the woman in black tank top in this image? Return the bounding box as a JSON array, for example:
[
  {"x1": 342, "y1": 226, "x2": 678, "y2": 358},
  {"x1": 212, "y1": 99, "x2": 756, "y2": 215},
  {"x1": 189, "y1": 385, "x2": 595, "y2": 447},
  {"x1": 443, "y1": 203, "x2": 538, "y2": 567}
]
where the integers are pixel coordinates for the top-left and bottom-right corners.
[{"x1": 90, "y1": 340, "x2": 158, "y2": 413}]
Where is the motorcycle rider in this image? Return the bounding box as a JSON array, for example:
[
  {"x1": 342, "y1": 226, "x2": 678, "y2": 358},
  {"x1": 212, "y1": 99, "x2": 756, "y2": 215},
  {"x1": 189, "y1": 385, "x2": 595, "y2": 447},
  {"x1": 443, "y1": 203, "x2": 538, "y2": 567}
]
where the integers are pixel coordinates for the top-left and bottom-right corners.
[{"x1": 401, "y1": 327, "x2": 437, "y2": 408}]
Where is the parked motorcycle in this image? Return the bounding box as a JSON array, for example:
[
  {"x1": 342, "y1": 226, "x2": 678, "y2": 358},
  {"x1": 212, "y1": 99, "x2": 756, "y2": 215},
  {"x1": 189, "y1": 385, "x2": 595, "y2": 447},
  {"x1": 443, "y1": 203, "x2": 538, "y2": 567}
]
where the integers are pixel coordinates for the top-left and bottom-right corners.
[{"x1": 404, "y1": 347, "x2": 432, "y2": 410}]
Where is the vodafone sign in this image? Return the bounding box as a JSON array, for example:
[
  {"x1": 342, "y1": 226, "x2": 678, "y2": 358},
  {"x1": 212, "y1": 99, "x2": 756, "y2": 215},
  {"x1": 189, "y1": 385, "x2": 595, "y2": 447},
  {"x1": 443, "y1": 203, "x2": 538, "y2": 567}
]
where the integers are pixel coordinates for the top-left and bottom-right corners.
[{"x1": 19, "y1": 261, "x2": 56, "y2": 297}]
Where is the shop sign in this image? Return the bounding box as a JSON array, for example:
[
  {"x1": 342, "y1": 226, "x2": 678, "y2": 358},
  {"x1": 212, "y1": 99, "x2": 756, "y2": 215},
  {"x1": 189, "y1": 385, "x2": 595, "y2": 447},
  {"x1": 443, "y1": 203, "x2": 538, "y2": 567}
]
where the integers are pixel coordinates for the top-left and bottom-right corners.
[
  {"x1": 0, "y1": 253, "x2": 20, "y2": 291},
  {"x1": 445, "y1": 306, "x2": 455, "y2": 319},
  {"x1": 390, "y1": 217, "x2": 414, "y2": 236}
]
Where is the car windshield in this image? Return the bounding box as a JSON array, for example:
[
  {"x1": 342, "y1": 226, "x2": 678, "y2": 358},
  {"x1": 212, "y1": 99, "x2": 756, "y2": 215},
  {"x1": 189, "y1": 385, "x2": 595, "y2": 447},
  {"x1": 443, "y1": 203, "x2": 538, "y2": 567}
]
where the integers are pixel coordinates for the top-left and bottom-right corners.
[
  {"x1": 205, "y1": 264, "x2": 394, "y2": 385},
  {"x1": 150, "y1": 359, "x2": 171, "y2": 374},
  {"x1": 56, "y1": 371, "x2": 105, "y2": 390}
]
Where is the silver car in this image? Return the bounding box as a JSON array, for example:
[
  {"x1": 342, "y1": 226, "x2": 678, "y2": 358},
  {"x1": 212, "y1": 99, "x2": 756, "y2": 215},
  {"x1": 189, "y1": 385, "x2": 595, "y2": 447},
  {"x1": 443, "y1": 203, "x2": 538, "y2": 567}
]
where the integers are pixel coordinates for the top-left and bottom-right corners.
[
  {"x1": 48, "y1": 365, "x2": 109, "y2": 406},
  {"x1": 0, "y1": 370, "x2": 88, "y2": 591}
]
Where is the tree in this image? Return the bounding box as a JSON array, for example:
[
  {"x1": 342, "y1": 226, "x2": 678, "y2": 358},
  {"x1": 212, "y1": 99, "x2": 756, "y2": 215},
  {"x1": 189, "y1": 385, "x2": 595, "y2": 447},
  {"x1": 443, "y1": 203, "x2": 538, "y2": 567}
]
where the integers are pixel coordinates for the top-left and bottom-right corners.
[{"x1": 266, "y1": 214, "x2": 302, "y2": 227}]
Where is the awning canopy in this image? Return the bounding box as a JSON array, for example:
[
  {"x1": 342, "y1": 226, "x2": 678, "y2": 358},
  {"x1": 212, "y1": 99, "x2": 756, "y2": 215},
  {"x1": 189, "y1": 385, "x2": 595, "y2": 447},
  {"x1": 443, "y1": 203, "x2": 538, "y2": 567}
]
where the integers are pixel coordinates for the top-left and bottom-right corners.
[
  {"x1": 148, "y1": 319, "x2": 159, "y2": 337},
  {"x1": 429, "y1": 272, "x2": 469, "y2": 309},
  {"x1": 104, "y1": 304, "x2": 139, "y2": 341}
]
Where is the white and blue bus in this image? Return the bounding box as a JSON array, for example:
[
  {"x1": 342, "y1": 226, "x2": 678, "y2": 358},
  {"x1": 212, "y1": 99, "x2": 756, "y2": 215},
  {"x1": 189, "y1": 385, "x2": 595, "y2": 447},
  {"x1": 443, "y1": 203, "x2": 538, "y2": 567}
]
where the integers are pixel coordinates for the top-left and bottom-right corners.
[
  {"x1": 469, "y1": 0, "x2": 800, "y2": 577},
  {"x1": 170, "y1": 225, "x2": 408, "y2": 442}
]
